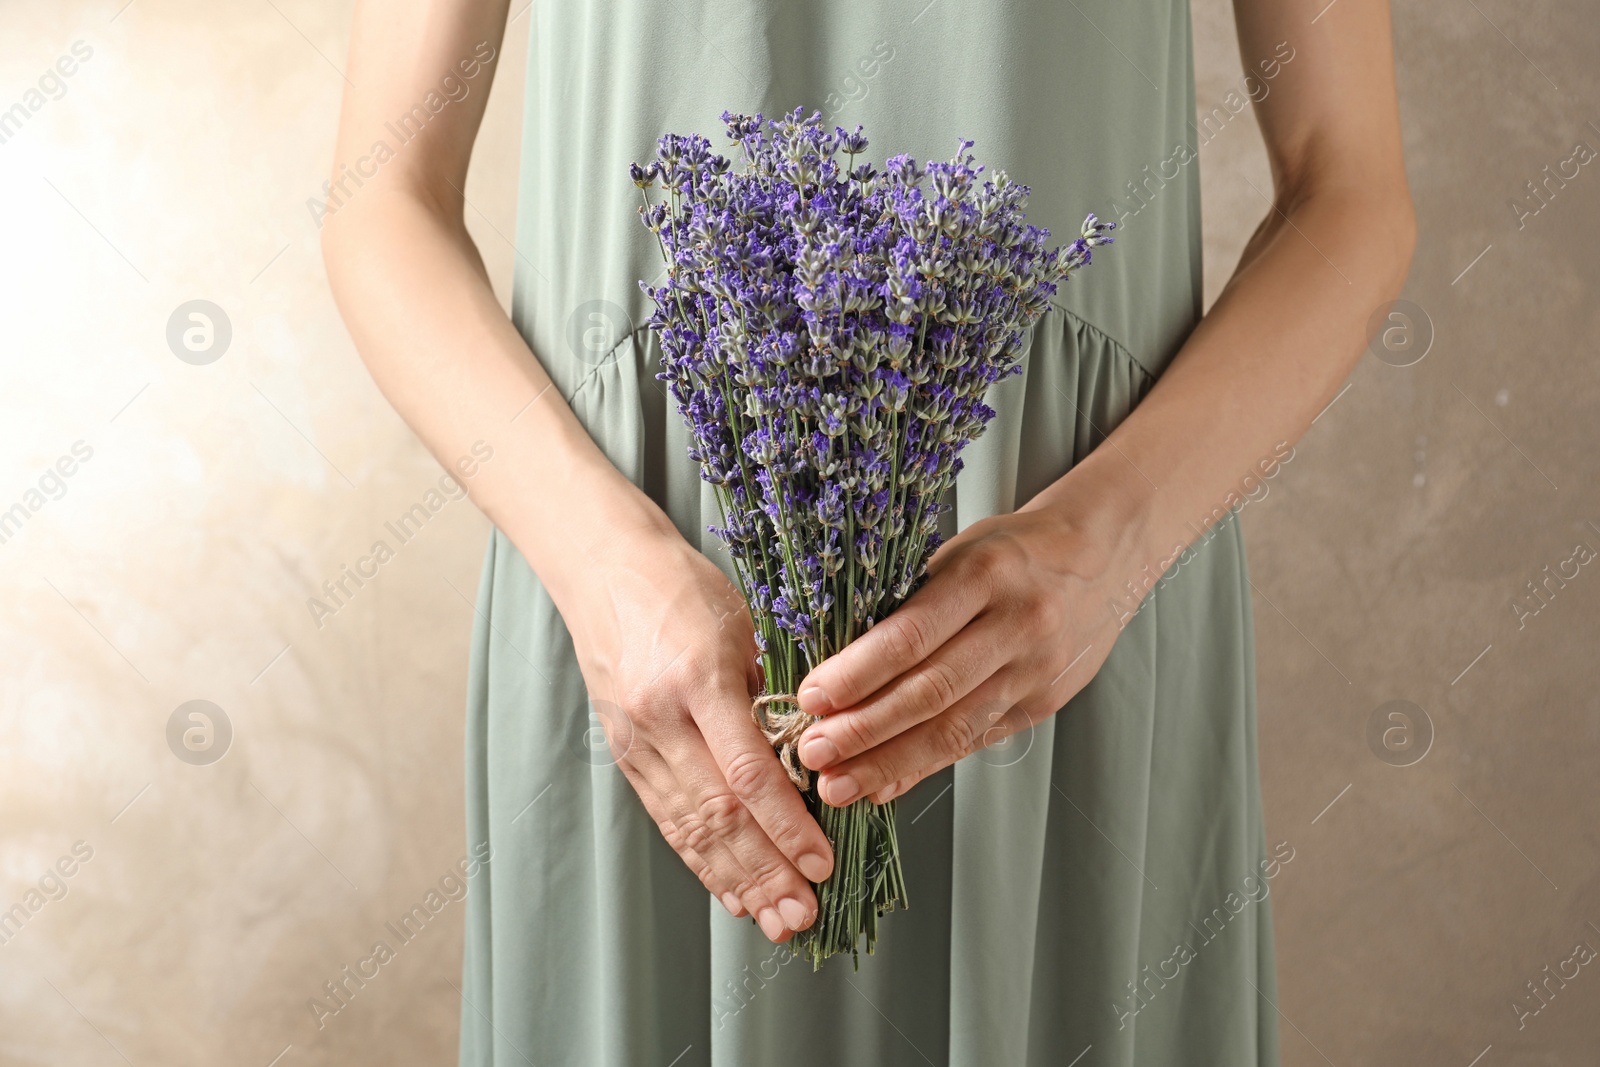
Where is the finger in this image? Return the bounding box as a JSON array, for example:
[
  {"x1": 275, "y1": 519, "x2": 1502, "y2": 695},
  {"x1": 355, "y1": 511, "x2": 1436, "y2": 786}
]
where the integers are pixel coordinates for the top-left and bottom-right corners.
[
  {"x1": 796, "y1": 619, "x2": 1007, "y2": 771},
  {"x1": 617, "y1": 759, "x2": 748, "y2": 918},
  {"x1": 654, "y1": 722, "x2": 820, "y2": 939},
  {"x1": 817, "y1": 679, "x2": 1024, "y2": 806},
  {"x1": 622, "y1": 695, "x2": 799, "y2": 941},
  {"x1": 650, "y1": 763, "x2": 793, "y2": 939},
  {"x1": 692, "y1": 687, "x2": 836, "y2": 884},
  {"x1": 618, "y1": 738, "x2": 789, "y2": 930},
  {"x1": 873, "y1": 770, "x2": 928, "y2": 806},
  {"x1": 796, "y1": 556, "x2": 992, "y2": 715},
  {"x1": 659, "y1": 792, "x2": 789, "y2": 937}
]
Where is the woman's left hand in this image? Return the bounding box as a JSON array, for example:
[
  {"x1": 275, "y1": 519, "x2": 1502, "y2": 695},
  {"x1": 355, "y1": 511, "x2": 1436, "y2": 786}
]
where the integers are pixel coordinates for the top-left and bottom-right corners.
[{"x1": 793, "y1": 500, "x2": 1141, "y2": 807}]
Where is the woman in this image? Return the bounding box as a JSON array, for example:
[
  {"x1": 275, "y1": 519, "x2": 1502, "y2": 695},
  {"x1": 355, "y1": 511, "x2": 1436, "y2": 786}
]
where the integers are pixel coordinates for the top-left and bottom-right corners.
[{"x1": 323, "y1": 0, "x2": 1412, "y2": 1063}]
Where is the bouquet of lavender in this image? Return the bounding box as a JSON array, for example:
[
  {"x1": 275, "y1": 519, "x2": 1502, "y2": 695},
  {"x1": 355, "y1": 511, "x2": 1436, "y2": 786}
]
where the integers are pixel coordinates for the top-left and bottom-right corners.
[{"x1": 632, "y1": 108, "x2": 1112, "y2": 967}]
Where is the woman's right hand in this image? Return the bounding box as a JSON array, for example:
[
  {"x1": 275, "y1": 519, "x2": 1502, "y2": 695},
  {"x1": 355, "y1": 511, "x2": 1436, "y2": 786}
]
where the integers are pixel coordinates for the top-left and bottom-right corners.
[{"x1": 561, "y1": 526, "x2": 835, "y2": 943}]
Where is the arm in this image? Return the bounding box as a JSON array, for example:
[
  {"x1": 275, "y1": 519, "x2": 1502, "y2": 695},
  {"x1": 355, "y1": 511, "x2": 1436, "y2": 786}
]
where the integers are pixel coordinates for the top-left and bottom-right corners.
[
  {"x1": 791, "y1": 0, "x2": 1416, "y2": 805},
  {"x1": 322, "y1": 0, "x2": 832, "y2": 941}
]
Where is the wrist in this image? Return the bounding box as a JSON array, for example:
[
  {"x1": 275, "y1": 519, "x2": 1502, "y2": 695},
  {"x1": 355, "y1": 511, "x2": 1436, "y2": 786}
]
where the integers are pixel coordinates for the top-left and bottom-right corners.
[
  {"x1": 514, "y1": 456, "x2": 688, "y2": 614},
  {"x1": 1020, "y1": 448, "x2": 1157, "y2": 586}
]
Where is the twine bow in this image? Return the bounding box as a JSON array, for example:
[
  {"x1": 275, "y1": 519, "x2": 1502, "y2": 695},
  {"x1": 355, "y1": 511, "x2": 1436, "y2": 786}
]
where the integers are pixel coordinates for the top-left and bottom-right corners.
[{"x1": 751, "y1": 693, "x2": 819, "y2": 791}]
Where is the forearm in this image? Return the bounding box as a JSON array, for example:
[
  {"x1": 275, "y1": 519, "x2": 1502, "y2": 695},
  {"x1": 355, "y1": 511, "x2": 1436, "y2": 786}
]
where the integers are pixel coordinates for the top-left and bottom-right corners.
[
  {"x1": 321, "y1": 190, "x2": 676, "y2": 612},
  {"x1": 1027, "y1": 181, "x2": 1416, "y2": 588}
]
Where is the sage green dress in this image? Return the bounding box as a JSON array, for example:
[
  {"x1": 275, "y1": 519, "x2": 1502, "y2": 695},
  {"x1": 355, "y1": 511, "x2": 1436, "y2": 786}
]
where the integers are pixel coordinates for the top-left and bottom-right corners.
[{"x1": 459, "y1": 1, "x2": 1281, "y2": 1064}]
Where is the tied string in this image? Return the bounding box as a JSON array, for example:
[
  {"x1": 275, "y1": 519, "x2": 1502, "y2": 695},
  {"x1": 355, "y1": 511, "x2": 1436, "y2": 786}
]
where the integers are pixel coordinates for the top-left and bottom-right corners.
[{"x1": 751, "y1": 693, "x2": 818, "y2": 791}]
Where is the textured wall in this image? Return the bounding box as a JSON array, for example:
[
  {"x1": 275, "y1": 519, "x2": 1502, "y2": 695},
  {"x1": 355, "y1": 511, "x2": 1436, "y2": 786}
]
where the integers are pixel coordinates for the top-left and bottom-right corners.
[
  {"x1": 1, "y1": 1, "x2": 1595, "y2": 1065},
  {"x1": 0, "y1": 3, "x2": 523, "y2": 1063}
]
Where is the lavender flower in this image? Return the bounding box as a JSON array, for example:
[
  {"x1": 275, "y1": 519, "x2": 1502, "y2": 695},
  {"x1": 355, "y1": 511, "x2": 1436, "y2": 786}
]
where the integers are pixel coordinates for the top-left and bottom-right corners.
[{"x1": 634, "y1": 108, "x2": 1112, "y2": 967}]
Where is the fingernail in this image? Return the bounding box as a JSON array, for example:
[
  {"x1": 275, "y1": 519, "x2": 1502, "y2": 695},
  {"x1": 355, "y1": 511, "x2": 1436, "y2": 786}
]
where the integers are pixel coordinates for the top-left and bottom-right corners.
[
  {"x1": 822, "y1": 773, "x2": 858, "y2": 806},
  {"x1": 877, "y1": 780, "x2": 904, "y2": 803},
  {"x1": 799, "y1": 735, "x2": 839, "y2": 769},
  {"x1": 719, "y1": 892, "x2": 742, "y2": 917},
  {"x1": 798, "y1": 686, "x2": 832, "y2": 714},
  {"x1": 777, "y1": 897, "x2": 811, "y2": 930},
  {"x1": 797, "y1": 852, "x2": 832, "y2": 882},
  {"x1": 756, "y1": 908, "x2": 784, "y2": 941}
]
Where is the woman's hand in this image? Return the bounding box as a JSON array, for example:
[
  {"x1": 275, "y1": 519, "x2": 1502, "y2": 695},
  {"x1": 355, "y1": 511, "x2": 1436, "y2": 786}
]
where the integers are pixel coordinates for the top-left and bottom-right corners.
[
  {"x1": 565, "y1": 527, "x2": 835, "y2": 943},
  {"x1": 792, "y1": 497, "x2": 1140, "y2": 807}
]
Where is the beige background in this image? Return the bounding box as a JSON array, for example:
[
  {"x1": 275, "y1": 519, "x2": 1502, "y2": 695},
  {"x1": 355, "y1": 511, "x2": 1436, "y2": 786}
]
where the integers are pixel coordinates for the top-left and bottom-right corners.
[{"x1": 1, "y1": 1, "x2": 1595, "y2": 1064}]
